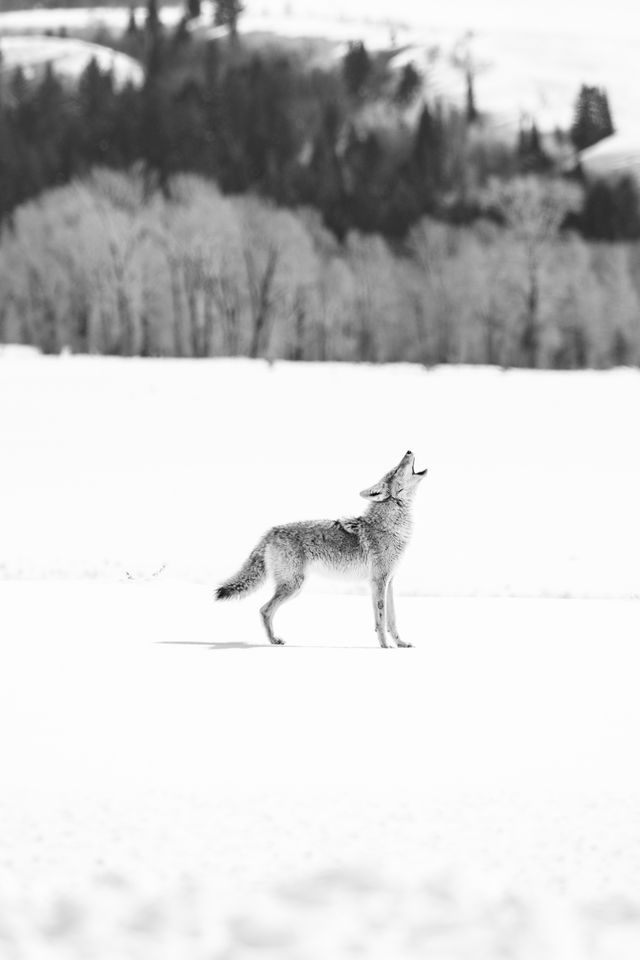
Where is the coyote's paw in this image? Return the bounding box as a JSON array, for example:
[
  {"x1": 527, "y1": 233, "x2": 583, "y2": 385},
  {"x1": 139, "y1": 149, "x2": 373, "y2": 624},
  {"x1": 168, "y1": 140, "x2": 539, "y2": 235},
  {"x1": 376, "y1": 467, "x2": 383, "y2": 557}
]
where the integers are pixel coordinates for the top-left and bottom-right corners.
[
  {"x1": 269, "y1": 637, "x2": 286, "y2": 646},
  {"x1": 396, "y1": 640, "x2": 413, "y2": 648}
]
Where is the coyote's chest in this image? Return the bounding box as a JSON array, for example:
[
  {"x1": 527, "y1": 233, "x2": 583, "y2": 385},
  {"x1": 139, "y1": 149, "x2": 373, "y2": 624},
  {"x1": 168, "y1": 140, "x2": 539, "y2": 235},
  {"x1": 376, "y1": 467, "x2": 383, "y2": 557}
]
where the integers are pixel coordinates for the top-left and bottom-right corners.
[
  {"x1": 367, "y1": 526, "x2": 411, "y2": 567},
  {"x1": 364, "y1": 513, "x2": 412, "y2": 569}
]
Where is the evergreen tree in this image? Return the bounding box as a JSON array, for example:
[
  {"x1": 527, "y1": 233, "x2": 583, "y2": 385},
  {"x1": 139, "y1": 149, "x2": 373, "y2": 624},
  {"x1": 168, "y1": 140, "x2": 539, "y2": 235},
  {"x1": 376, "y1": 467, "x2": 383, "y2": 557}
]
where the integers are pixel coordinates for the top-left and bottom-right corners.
[
  {"x1": 411, "y1": 103, "x2": 445, "y2": 207},
  {"x1": 112, "y1": 81, "x2": 143, "y2": 168},
  {"x1": 342, "y1": 127, "x2": 385, "y2": 232},
  {"x1": 146, "y1": 0, "x2": 161, "y2": 35},
  {"x1": 173, "y1": 14, "x2": 191, "y2": 45},
  {"x1": 465, "y1": 67, "x2": 478, "y2": 123},
  {"x1": 517, "y1": 121, "x2": 551, "y2": 173},
  {"x1": 199, "y1": 40, "x2": 222, "y2": 174},
  {"x1": 213, "y1": 0, "x2": 244, "y2": 42},
  {"x1": 77, "y1": 59, "x2": 118, "y2": 167},
  {"x1": 127, "y1": 4, "x2": 139, "y2": 34},
  {"x1": 305, "y1": 100, "x2": 348, "y2": 236},
  {"x1": 141, "y1": 85, "x2": 171, "y2": 191},
  {"x1": 394, "y1": 62, "x2": 422, "y2": 105},
  {"x1": 33, "y1": 65, "x2": 70, "y2": 180},
  {"x1": 255, "y1": 57, "x2": 297, "y2": 200},
  {"x1": 571, "y1": 85, "x2": 615, "y2": 151},
  {"x1": 342, "y1": 41, "x2": 371, "y2": 98},
  {"x1": 599, "y1": 90, "x2": 614, "y2": 140},
  {"x1": 0, "y1": 108, "x2": 19, "y2": 222}
]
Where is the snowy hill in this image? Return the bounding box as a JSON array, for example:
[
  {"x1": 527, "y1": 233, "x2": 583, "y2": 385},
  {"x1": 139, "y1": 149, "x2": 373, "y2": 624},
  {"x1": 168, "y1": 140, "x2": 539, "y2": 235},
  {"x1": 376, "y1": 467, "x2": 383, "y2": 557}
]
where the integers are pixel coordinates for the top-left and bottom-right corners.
[
  {"x1": 0, "y1": 33, "x2": 144, "y2": 86},
  {"x1": 1, "y1": 0, "x2": 640, "y2": 138},
  {"x1": 580, "y1": 131, "x2": 640, "y2": 180}
]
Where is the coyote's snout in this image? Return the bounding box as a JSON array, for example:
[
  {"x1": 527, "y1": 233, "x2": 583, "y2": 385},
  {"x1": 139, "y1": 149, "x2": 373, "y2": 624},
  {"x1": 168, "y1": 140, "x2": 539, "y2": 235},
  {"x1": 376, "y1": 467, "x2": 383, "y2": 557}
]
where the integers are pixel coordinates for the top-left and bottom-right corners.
[{"x1": 215, "y1": 451, "x2": 427, "y2": 648}]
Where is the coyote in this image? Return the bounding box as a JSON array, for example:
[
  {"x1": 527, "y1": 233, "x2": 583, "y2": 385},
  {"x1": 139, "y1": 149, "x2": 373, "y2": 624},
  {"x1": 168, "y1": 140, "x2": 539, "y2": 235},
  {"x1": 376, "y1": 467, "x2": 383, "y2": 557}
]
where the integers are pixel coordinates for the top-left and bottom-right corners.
[{"x1": 215, "y1": 451, "x2": 427, "y2": 648}]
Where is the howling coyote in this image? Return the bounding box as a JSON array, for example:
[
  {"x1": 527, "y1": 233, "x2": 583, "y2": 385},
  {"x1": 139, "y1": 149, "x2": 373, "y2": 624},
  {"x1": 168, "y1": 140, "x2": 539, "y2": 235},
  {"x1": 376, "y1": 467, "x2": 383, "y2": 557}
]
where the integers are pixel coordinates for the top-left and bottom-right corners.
[{"x1": 215, "y1": 451, "x2": 427, "y2": 648}]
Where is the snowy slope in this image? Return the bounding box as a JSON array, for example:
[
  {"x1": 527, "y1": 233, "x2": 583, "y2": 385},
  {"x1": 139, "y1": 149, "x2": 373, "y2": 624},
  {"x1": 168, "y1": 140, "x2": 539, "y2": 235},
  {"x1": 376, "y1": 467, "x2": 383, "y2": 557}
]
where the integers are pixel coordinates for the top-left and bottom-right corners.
[
  {"x1": 1, "y1": 0, "x2": 640, "y2": 136},
  {"x1": 0, "y1": 34, "x2": 144, "y2": 87},
  {"x1": 580, "y1": 131, "x2": 640, "y2": 180}
]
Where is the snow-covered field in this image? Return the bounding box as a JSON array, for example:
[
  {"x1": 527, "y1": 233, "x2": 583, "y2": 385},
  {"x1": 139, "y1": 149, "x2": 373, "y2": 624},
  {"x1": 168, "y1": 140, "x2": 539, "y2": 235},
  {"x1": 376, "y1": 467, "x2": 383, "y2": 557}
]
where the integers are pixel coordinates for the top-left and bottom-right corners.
[
  {"x1": 2, "y1": 351, "x2": 639, "y2": 597},
  {"x1": 2, "y1": 351, "x2": 640, "y2": 957}
]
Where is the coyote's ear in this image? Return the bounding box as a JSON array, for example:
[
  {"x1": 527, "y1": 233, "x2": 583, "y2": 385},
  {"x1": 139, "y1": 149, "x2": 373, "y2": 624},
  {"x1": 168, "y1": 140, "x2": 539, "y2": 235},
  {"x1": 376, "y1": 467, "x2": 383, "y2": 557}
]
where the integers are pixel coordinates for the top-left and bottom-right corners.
[{"x1": 359, "y1": 482, "x2": 388, "y2": 501}]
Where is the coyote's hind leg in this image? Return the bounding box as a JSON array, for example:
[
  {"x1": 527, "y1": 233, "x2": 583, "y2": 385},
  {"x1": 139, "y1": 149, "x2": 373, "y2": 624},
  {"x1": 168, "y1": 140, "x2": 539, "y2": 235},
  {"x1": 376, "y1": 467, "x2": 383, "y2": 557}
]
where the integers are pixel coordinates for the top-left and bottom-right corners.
[{"x1": 260, "y1": 578, "x2": 303, "y2": 645}]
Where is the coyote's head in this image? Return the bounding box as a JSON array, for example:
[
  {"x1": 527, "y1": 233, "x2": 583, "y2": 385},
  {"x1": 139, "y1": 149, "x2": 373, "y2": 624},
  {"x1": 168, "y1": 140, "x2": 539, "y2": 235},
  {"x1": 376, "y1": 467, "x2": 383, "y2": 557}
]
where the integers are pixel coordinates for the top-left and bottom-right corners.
[{"x1": 360, "y1": 451, "x2": 427, "y2": 504}]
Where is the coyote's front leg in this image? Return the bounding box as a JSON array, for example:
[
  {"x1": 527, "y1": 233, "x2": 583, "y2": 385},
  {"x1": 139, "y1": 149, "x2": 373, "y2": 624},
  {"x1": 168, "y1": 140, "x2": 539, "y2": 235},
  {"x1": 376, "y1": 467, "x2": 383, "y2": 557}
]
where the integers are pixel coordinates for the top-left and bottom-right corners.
[
  {"x1": 370, "y1": 572, "x2": 390, "y2": 648},
  {"x1": 386, "y1": 578, "x2": 412, "y2": 647}
]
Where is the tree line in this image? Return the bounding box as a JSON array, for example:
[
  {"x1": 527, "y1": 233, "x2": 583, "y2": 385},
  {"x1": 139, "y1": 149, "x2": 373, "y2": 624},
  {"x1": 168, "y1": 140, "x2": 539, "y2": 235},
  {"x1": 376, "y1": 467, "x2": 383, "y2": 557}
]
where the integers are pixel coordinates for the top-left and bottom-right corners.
[
  {"x1": 1, "y1": 12, "x2": 640, "y2": 368},
  {"x1": 1, "y1": 170, "x2": 638, "y2": 368}
]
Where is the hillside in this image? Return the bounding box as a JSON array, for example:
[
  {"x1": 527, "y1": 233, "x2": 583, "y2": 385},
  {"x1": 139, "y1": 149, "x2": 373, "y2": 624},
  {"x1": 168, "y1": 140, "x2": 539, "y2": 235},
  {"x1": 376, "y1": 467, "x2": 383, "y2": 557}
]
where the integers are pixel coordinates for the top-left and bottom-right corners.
[
  {"x1": 580, "y1": 131, "x2": 640, "y2": 180},
  {"x1": 1, "y1": 0, "x2": 639, "y2": 139},
  {"x1": 0, "y1": 33, "x2": 143, "y2": 85}
]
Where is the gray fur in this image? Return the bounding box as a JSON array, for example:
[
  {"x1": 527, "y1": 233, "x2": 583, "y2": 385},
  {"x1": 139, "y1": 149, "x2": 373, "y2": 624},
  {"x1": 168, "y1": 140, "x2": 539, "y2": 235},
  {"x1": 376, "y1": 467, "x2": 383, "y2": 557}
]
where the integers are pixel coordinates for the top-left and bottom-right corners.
[
  {"x1": 215, "y1": 451, "x2": 427, "y2": 647},
  {"x1": 214, "y1": 537, "x2": 267, "y2": 600}
]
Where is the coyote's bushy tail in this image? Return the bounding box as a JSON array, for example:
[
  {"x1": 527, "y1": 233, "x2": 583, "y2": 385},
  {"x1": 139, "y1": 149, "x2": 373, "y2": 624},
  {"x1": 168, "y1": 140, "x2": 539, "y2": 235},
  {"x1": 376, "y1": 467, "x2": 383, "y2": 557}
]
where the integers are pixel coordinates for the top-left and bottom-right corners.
[{"x1": 215, "y1": 536, "x2": 267, "y2": 600}]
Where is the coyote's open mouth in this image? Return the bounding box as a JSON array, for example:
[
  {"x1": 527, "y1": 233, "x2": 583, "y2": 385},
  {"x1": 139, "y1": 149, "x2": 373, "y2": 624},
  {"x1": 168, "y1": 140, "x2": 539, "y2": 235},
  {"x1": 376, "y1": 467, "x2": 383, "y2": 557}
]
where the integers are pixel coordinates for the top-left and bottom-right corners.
[{"x1": 409, "y1": 453, "x2": 427, "y2": 476}]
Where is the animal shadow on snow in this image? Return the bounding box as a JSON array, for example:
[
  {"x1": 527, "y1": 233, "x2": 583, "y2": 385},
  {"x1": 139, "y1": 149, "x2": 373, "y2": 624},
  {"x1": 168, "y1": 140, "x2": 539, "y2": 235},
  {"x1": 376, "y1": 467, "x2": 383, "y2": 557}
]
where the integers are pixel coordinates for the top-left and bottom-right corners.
[
  {"x1": 156, "y1": 639, "x2": 375, "y2": 650},
  {"x1": 157, "y1": 639, "x2": 262, "y2": 650}
]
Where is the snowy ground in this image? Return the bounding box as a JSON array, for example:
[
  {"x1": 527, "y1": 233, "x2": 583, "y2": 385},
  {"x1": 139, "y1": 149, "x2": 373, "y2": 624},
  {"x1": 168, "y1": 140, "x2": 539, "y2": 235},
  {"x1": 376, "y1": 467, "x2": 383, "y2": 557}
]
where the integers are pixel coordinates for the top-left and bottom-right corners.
[
  {"x1": 2, "y1": 352, "x2": 640, "y2": 957},
  {"x1": 2, "y1": 351, "x2": 639, "y2": 597},
  {"x1": 2, "y1": 583, "x2": 640, "y2": 957}
]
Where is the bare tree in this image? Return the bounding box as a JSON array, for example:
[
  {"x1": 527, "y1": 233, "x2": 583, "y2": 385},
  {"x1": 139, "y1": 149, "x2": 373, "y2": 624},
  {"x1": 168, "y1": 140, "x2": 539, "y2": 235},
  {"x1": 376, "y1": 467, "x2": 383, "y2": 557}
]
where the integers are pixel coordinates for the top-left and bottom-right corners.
[
  {"x1": 485, "y1": 177, "x2": 582, "y2": 367},
  {"x1": 237, "y1": 199, "x2": 318, "y2": 360}
]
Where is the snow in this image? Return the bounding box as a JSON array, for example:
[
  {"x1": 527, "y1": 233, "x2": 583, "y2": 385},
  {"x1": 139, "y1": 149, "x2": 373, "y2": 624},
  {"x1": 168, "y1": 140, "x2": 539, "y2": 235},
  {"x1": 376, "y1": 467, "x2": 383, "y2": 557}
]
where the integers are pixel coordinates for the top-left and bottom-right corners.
[
  {"x1": 2, "y1": 352, "x2": 640, "y2": 956},
  {"x1": 1, "y1": 352, "x2": 639, "y2": 598},
  {"x1": 0, "y1": 34, "x2": 144, "y2": 87},
  {"x1": 580, "y1": 132, "x2": 640, "y2": 181},
  {"x1": 2, "y1": 580, "x2": 640, "y2": 956},
  {"x1": 1, "y1": 1, "x2": 640, "y2": 136}
]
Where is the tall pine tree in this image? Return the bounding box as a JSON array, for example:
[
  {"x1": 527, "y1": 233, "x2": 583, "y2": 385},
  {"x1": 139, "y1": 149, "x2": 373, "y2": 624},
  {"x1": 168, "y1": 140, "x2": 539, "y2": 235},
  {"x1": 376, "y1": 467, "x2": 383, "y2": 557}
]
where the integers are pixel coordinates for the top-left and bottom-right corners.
[
  {"x1": 127, "y1": 2, "x2": 139, "y2": 34},
  {"x1": 411, "y1": 103, "x2": 445, "y2": 209},
  {"x1": 342, "y1": 42, "x2": 371, "y2": 98},
  {"x1": 571, "y1": 85, "x2": 615, "y2": 151},
  {"x1": 146, "y1": 0, "x2": 161, "y2": 35}
]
